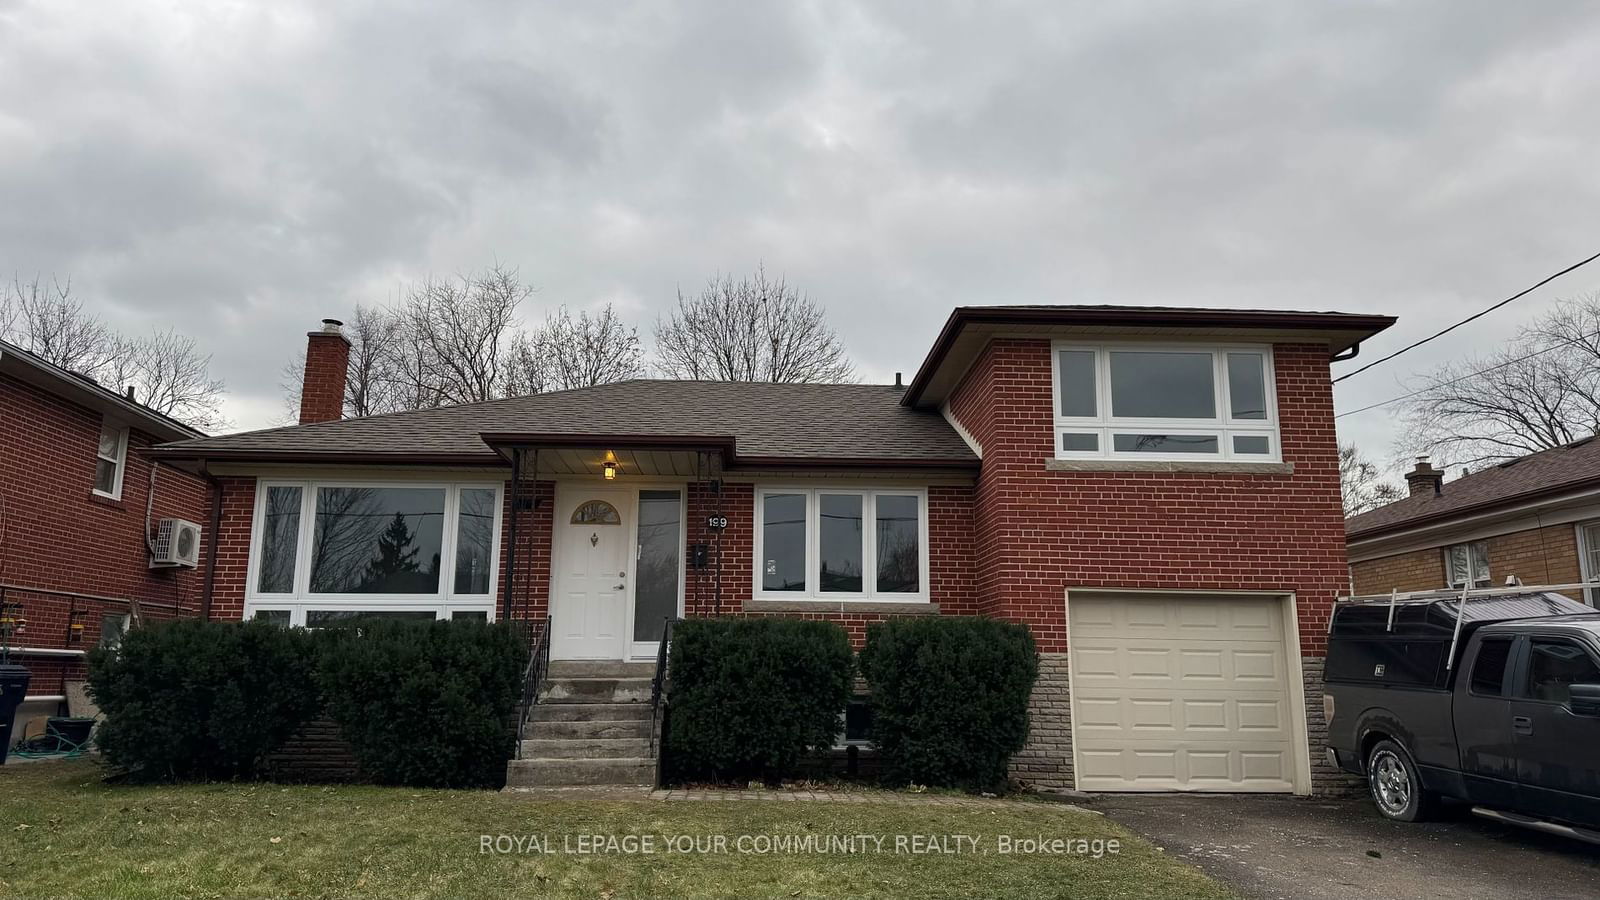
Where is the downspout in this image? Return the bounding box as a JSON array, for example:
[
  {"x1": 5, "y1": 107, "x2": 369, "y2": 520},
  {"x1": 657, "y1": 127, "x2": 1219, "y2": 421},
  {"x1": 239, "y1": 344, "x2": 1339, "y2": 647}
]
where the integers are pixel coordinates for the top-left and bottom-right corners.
[
  {"x1": 199, "y1": 462, "x2": 223, "y2": 622},
  {"x1": 1330, "y1": 342, "x2": 1362, "y2": 363}
]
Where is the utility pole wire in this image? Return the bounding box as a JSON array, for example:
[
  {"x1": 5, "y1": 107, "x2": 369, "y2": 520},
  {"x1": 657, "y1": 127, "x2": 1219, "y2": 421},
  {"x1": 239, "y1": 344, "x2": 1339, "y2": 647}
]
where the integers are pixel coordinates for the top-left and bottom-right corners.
[
  {"x1": 1332, "y1": 248, "x2": 1600, "y2": 384},
  {"x1": 1335, "y1": 326, "x2": 1600, "y2": 419}
]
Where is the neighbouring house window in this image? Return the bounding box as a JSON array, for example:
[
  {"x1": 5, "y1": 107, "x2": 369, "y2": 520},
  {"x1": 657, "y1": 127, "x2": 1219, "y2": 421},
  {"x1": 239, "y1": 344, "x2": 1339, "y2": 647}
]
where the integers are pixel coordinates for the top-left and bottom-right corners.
[
  {"x1": 246, "y1": 481, "x2": 501, "y2": 627},
  {"x1": 94, "y1": 423, "x2": 128, "y2": 498},
  {"x1": 755, "y1": 488, "x2": 928, "y2": 601},
  {"x1": 1581, "y1": 521, "x2": 1600, "y2": 605},
  {"x1": 1052, "y1": 343, "x2": 1278, "y2": 461},
  {"x1": 99, "y1": 614, "x2": 131, "y2": 651},
  {"x1": 1445, "y1": 541, "x2": 1490, "y2": 589}
]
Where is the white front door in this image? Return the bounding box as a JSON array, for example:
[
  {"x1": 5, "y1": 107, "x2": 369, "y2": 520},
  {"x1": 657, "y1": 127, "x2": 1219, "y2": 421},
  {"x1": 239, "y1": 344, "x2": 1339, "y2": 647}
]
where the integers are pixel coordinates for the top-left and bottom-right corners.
[{"x1": 551, "y1": 489, "x2": 631, "y2": 660}]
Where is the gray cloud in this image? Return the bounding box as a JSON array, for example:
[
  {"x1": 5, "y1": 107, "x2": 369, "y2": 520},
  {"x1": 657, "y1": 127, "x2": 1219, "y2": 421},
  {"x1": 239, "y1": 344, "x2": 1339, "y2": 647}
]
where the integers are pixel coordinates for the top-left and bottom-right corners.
[{"x1": 2, "y1": 0, "x2": 1599, "y2": 468}]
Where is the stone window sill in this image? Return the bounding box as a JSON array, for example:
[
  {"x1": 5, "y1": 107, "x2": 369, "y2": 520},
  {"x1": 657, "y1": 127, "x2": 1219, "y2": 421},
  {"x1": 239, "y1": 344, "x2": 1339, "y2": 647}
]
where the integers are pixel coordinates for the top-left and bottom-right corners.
[
  {"x1": 743, "y1": 599, "x2": 941, "y2": 616},
  {"x1": 1043, "y1": 459, "x2": 1295, "y2": 475}
]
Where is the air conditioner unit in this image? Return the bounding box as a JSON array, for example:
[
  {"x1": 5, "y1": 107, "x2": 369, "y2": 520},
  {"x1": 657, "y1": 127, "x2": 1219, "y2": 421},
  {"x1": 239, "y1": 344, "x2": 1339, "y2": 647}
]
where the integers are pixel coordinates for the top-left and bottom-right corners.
[{"x1": 150, "y1": 518, "x2": 203, "y2": 569}]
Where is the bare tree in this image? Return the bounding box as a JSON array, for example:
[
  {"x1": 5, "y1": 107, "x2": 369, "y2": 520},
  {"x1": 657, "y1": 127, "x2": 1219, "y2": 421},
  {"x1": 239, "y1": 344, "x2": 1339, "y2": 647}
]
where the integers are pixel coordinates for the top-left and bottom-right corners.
[
  {"x1": 393, "y1": 265, "x2": 529, "y2": 407},
  {"x1": 654, "y1": 266, "x2": 854, "y2": 383},
  {"x1": 279, "y1": 267, "x2": 647, "y2": 420},
  {"x1": 1, "y1": 274, "x2": 227, "y2": 430},
  {"x1": 508, "y1": 304, "x2": 643, "y2": 394},
  {"x1": 1340, "y1": 442, "x2": 1403, "y2": 516},
  {"x1": 1398, "y1": 293, "x2": 1600, "y2": 469}
]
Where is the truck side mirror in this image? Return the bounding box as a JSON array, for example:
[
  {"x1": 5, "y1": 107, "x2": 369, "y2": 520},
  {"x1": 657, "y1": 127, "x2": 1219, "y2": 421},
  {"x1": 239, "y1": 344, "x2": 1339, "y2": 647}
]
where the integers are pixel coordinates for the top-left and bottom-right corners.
[{"x1": 1570, "y1": 683, "x2": 1600, "y2": 717}]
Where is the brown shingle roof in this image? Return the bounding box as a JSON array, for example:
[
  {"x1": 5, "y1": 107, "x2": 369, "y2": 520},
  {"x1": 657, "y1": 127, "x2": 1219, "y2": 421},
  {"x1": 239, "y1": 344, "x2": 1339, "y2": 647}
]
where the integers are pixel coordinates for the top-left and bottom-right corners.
[
  {"x1": 152, "y1": 380, "x2": 978, "y2": 467},
  {"x1": 1346, "y1": 437, "x2": 1600, "y2": 539}
]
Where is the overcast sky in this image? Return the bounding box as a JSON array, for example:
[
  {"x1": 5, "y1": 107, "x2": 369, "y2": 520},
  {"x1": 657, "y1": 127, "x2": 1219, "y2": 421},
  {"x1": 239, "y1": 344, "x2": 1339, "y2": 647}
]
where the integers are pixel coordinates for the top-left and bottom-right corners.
[{"x1": 3, "y1": 1, "x2": 1599, "y2": 468}]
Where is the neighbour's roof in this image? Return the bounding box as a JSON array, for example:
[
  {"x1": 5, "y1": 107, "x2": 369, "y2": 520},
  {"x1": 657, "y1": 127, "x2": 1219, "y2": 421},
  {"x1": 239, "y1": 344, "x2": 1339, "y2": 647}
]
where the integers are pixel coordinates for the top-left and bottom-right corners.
[
  {"x1": 0, "y1": 338, "x2": 204, "y2": 442},
  {"x1": 151, "y1": 379, "x2": 978, "y2": 468},
  {"x1": 902, "y1": 304, "x2": 1397, "y2": 409},
  {"x1": 1346, "y1": 436, "x2": 1600, "y2": 540}
]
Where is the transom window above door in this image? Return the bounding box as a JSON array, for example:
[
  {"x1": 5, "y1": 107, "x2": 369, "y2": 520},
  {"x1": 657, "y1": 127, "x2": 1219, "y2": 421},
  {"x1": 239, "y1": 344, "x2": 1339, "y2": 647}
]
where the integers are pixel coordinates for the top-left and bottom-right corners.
[
  {"x1": 755, "y1": 488, "x2": 928, "y2": 602},
  {"x1": 1052, "y1": 343, "x2": 1280, "y2": 462}
]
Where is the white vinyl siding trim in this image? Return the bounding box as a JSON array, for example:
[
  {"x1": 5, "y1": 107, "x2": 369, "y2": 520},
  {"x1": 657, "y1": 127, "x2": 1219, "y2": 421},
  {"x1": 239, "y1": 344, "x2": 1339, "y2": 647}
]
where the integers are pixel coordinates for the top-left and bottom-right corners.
[
  {"x1": 753, "y1": 487, "x2": 930, "y2": 603},
  {"x1": 1050, "y1": 342, "x2": 1280, "y2": 463},
  {"x1": 243, "y1": 478, "x2": 503, "y2": 627}
]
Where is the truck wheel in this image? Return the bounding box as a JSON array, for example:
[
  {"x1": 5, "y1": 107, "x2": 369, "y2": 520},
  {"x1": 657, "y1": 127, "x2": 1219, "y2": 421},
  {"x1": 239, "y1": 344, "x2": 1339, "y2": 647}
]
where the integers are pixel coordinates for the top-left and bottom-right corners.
[{"x1": 1366, "y1": 739, "x2": 1435, "y2": 822}]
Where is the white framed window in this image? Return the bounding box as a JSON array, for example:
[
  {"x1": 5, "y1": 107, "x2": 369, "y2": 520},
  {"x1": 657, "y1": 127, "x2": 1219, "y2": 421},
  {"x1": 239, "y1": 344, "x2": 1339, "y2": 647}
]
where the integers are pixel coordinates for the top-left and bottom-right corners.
[
  {"x1": 244, "y1": 479, "x2": 502, "y2": 626},
  {"x1": 754, "y1": 487, "x2": 929, "y2": 602},
  {"x1": 93, "y1": 422, "x2": 129, "y2": 498},
  {"x1": 1445, "y1": 541, "x2": 1491, "y2": 590},
  {"x1": 1050, "y1": 342, "x2": 1280, "y2": 462},
  {"x1": 1579, "y1": 521, "x2": 1600, "y2": 606}
]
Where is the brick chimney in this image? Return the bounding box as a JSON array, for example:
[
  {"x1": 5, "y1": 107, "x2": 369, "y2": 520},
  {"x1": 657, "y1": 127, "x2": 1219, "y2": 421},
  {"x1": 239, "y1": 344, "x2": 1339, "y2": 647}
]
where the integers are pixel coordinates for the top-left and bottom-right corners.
[
  {"x1": 1404, "y1": 456, "x2": 1444, "y2": 498},
  {"x1": 299, "y1": 318, "x2": 350, "y2": 425}
]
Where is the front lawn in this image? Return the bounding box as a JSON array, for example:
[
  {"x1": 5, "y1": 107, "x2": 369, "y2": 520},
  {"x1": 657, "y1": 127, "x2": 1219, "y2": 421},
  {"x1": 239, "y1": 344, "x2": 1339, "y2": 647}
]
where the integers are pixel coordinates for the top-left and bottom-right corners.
[{"x1": 0, "y1": 761, "x2": 1234, "y2": 899}]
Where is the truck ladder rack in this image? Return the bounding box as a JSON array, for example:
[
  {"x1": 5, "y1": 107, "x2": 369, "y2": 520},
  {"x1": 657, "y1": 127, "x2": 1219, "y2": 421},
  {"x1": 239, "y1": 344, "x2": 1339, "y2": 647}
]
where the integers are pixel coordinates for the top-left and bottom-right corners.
[{"x1": 1336, "y1": 581, "x2": 1600, "y2": 670}]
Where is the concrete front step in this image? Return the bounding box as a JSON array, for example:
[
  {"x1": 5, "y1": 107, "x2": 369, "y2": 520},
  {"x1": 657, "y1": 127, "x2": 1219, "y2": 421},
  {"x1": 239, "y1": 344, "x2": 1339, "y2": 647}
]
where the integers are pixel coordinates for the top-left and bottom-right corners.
[
  {"x1": 521, "y1": 737, "x2": 651, "y2": 759},
  {"x1": 540, "y1": 677, "x2": 652, "y2": 704},
  {"x1": 547, "y1": 661, "x2": 657, "y2": 679},
  {"x1": 506, "y1": 757, "x2": 654, "y2": 787},
  {"x1": 528, "y1": 717, "x2": 652, "y2": 740},
  {"x1": 532, "y1": 702, "x2": 652, "y2": 723}
]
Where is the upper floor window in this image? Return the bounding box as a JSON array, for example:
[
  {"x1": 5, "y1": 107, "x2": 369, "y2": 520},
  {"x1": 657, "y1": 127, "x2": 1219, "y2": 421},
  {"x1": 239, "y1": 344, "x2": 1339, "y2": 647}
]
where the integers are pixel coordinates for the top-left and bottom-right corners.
[
  {"x1": 1445, "y1": 540, "x2": 1490, "y2": 589},
  {"x1": 755, "y1": 487, "x2": 928, "y2": 601},
  {"x1": 94, "y1": 422, "x2": 128, "y2": 499},
  {"x1": 1051, "y1": 343, "x2": 1279, "y2": 462}
]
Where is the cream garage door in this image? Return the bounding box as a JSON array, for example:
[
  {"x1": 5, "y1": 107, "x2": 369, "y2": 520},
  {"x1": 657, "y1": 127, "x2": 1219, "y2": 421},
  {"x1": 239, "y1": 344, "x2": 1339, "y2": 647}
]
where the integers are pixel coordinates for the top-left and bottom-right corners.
[{"x1": 1068, "y1": 594, "x2": 1297, "y2": 792}]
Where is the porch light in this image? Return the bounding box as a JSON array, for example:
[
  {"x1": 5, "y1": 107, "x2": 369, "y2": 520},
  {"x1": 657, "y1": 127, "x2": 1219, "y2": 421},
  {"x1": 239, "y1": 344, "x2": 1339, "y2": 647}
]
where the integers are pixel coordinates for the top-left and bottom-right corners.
[{"x1": 603, "y1": 461, "x2": 618, "y2": 480}]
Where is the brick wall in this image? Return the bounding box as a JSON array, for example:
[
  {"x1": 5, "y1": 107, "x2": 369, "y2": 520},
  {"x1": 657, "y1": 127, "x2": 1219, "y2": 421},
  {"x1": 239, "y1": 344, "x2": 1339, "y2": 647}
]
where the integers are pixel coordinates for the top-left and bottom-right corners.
[
  {"x1": 1352, "y1": 523, "x2": 1585, "y2": 602},
  {"x1": 949, "y1": 338, "x2": 1350, "y2": 794},
  {"x1": 0, "y1": 373, "x2": 211, "y2": 694},
  {"x1": 946, "y1": 339, "x2": 1349, "y2": 655}
]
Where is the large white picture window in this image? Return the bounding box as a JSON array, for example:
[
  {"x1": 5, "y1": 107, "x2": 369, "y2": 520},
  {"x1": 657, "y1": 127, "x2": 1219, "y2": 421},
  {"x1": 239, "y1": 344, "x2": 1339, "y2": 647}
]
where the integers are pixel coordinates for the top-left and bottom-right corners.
[
  {"x1": 1051, "y1": 342, "x2": 1280, "y2": 462},
  {"x1": 246, "y1": 479, "x2": 502, "y2": 626},
  {"x1": 754, "y1": 488, "x2": 929, "y2": 602}
]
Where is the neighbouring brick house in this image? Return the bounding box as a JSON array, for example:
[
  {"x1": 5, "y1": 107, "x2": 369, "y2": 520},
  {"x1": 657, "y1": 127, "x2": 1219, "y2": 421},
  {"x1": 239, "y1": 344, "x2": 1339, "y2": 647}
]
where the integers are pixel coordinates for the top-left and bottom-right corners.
[
  {"x1": 151, "y1": 305, "x2": 1393, "y2": 794},
  {"x1": 1348, "y1": 446, "x2": 1600, "y2": 606},
  {"x1": 0, "y1": 340, "x2": 210, "y2": 734}
]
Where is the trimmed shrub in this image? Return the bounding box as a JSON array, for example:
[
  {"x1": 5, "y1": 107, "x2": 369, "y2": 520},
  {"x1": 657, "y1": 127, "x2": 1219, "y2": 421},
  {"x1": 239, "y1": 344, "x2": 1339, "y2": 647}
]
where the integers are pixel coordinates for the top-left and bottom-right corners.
[
  {"x1": 665, "y1": 618, "x2": 853, "y2": 783},
  {"x1": 87, "y1": 619, "x2": 320, "y2": 780},
  {"x1": 315, "y1": 618, "x2": 528, "y2": 788},
  {"x1": 859, "y1": 617, "x2": 1038, "y2": 791}
]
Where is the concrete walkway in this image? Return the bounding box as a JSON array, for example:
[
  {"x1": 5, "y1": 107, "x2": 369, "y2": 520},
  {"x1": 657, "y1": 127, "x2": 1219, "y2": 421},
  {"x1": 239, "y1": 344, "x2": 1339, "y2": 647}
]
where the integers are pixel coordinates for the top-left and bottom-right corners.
[{"x1": 507, "y1": 783, "x2": 1092, "y2": 812}]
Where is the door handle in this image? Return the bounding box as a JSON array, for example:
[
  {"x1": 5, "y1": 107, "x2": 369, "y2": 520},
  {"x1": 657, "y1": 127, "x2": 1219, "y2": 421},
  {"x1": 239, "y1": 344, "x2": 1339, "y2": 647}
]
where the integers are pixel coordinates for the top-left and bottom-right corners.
[{"x1": 1512, "y1": 715, "x2": 1533, "y2": 736}]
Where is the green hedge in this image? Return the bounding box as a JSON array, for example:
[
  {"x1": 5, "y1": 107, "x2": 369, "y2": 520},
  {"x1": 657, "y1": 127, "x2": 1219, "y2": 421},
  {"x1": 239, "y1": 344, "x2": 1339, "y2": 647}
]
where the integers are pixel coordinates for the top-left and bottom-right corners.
[
  {"x1": 665, "y1": 618, "x2": 853, "y2": 783},
  {"x1": 87, "y1": 617, "x2": 529, "y2": 788},
  {"x1": 859, "y1": 617, "x2": 1038, "y2": 791},
  {"x1": 316, "y1": 618, "x2": 529, "y2": 788},
  {"x1": 87, "y1": 620, "x2": 320, "y2": 780}
]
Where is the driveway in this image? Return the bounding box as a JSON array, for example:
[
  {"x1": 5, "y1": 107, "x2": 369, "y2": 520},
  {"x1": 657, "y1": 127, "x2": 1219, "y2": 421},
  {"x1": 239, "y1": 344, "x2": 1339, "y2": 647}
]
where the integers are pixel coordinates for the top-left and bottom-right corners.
[{"x1": 1078, "y1": 793, "x2": 1600, "y2": 900}]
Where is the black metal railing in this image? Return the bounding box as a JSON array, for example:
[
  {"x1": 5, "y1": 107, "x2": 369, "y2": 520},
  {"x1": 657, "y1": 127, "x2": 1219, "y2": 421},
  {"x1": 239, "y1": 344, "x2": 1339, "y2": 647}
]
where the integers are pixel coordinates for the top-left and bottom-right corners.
[
  {"x1": 649, "y1": 617, "x2": 682, "y2": 786},
  {"x1": 513, "y1": 615, "x2": 553, "y2": 749}
]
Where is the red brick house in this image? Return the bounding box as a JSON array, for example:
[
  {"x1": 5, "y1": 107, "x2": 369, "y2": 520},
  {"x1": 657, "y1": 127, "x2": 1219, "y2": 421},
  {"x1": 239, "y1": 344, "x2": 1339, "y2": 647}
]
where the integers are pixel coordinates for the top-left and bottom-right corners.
[
  {"x1": 0, "y1": 339, "x2": 210, "y2": 732},
  {"x1": 1348, "y1": 447, "x2": 1600, "y2": 605},
  {"x1": 151, "y1": 306, "x2": 1393, "y2": 794}
]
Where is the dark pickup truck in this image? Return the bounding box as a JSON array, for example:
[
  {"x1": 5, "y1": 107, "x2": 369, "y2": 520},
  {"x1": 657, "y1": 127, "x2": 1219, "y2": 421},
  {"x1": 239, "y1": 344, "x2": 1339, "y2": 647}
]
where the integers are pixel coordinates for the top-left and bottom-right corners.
[{"x1": 1325, "y1": 590, "x2": 1600, "y2": 841}]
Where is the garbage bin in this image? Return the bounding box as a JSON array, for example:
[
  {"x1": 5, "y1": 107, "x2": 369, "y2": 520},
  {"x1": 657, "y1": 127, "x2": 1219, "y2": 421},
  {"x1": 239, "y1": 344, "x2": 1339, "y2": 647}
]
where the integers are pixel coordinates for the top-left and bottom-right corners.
[{"x1": 0, "y1": 664, "x2": 31, "y2": 765}]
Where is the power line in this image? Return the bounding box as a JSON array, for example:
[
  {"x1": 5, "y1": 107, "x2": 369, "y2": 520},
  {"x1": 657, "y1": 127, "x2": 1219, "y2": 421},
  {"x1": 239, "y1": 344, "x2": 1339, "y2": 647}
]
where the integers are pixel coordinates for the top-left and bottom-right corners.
[
  {"x1": 1334, "y1": 326, "x2": 1600, "y2": 419},
  {"x1": 1332, "y1": 248, "x2": 1600, "y2": 384}
]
